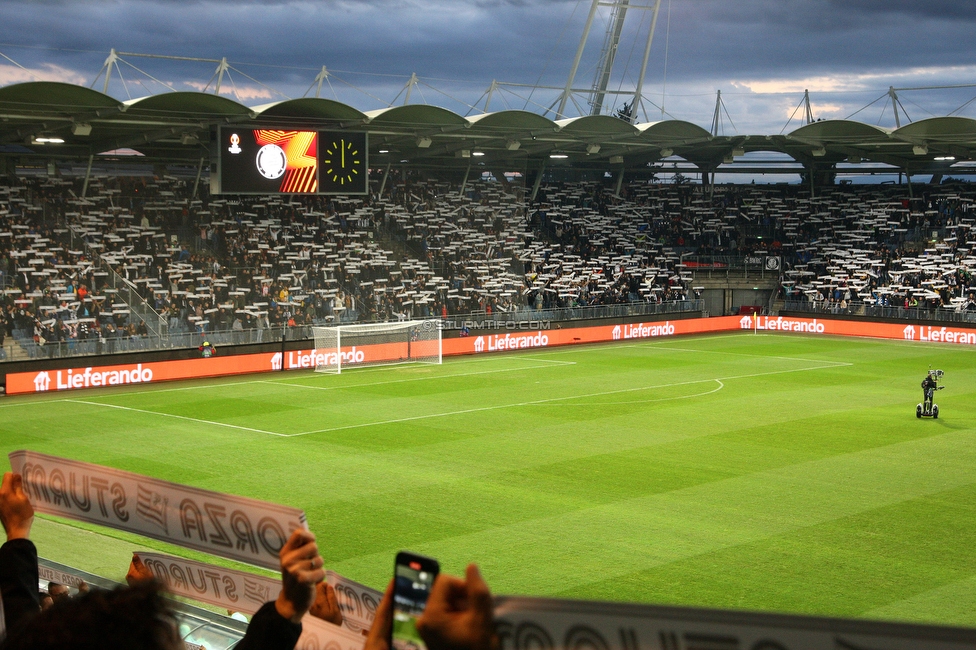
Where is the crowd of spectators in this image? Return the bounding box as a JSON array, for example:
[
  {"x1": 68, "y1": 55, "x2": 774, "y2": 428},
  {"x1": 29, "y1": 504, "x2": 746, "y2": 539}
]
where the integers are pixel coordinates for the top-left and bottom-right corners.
[
  {"x1": 2, "y1": 171, "x2": 976, "y2": 359},
  {"x1": 769, "y1": 186, "x2": 976, "y2": 314}
]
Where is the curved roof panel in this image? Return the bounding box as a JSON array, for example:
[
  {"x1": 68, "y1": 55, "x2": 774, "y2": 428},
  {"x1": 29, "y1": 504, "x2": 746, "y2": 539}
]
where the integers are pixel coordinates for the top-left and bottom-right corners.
[
  {"x1": 636, "y1": 120, "x2": 712, "y2": 140},
  {"x1": 0, "y1": 82, "x2": 121, "y2": 111},
  {"x1": 5, "y1": 80, "x2": 976, "y2": 173},
  {"x1": 557, "y1": 115, "x2": 638, "y2": 136},
  {"x1": 894, "y1": 116, "x2": 976, "y2": 140},
  {"x1": 788, "y1": 119, "x2": 890, "y2": 141},
  {"x1": 124, "y1": 92, "x2": 253, "y2": 117},
  {"x1": 466, "y1": 110, "x2": 557, "y2": 132},
  {"x1": 254, "y1": 98, "x2": 367, "y2": 122},
  {"x1": 365, "y1": 105, "x2": 468, "y2": 126}
]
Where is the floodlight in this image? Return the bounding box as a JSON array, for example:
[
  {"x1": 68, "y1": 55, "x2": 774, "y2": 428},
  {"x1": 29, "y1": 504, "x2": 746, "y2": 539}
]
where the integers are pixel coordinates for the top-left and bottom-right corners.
[
  {"x1": 586, "y1": 143, "x2": 601, "y2": 155},
  {"x1": 659, "y1": 147, "x2": 674, "y2": 157},
  {"x1": 416, "y1": 136, "x2": 433, "y2": 148},
  {"x1": 72, "y1": 123, "x2": 92, "y2": 137},
  {"x1": 505, "y1": 139, "x2": 520, "y2": 151},
  {"x1": 913, "y1": 144, "x2": 928, "y2": 156},
  {"x1": 812, "y1": 147, "x2": 827, "y2": 157}
]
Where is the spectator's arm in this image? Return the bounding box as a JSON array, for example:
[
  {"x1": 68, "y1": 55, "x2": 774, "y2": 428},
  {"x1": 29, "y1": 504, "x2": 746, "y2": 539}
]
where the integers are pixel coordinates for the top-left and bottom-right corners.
[
  {"x1": 274, "y1": 529, "x2": 324, "y2": 623},
  {"x1": 236, "y1": 529, "x2": 325, "y2": 650},
  {"x1": 0, "y1": 473, "x2": 39, "y2": 631},
  {"x1": 0, "y1": 473, "x2": 33, "y2": 541},
  {"x1": 235, "y1": 600, "x2": 303, "y2": 650}
]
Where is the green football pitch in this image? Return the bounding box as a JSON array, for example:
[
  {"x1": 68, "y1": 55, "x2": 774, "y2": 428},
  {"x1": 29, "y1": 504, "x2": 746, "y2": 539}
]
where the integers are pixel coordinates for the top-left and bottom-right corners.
[{"x1": 2, "y1": 332, "x2": 975, "y2": 626}]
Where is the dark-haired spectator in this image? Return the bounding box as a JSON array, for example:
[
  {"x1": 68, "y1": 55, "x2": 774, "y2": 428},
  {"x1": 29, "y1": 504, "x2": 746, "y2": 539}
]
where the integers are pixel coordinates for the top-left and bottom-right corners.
[
  {"x1": 45, "y1": 582, "x2": 69, "y2": 605},
  {"x1": 1, "y1": 581, "x2": 181, "y2": 650}
]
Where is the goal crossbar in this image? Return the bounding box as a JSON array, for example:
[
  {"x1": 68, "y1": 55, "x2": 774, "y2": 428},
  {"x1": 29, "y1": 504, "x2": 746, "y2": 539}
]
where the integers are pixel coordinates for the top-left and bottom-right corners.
[{"x1": 312, "y1": 320, "x2": 442, "y2": 374}]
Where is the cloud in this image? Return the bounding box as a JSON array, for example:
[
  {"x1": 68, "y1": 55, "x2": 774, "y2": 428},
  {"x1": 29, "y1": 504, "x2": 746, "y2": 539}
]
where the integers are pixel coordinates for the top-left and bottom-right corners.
[
  {"x1": 183, "y1": 81, "x2": 273, "y2": 101},
  {"x1": 0, "y1": 62, "x2": 88, "y2": 86},
  {"x1": 732, "y1": 65, "x2": 976, "y2": 95},
  {"x1": 3, "y1": 0, "x2": 976, "y2": 133}
]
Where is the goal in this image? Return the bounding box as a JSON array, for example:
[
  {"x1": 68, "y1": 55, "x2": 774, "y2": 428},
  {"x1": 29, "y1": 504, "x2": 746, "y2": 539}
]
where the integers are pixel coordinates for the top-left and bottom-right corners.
[{"x1": 312, "y1": 320, "x2": 442, "y2": 374}]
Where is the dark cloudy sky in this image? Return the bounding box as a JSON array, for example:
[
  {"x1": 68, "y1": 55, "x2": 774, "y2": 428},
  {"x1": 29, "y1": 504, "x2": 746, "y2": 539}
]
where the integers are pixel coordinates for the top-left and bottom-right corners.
[{"x1": 3, "y1": 0, "x2": 976, "y2": 134}]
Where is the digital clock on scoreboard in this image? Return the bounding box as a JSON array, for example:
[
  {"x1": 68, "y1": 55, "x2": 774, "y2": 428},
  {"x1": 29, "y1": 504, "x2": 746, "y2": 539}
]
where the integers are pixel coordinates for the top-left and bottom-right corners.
[{"x1": 318, "y1": 131, "x2": 368, "y2": 195}]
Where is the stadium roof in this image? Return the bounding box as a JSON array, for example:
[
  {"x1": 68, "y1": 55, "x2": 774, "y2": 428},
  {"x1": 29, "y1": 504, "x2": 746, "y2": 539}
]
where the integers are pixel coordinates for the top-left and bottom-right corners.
[{"x1": 2, "y1": 81, "x2": 975, "y2": 176}]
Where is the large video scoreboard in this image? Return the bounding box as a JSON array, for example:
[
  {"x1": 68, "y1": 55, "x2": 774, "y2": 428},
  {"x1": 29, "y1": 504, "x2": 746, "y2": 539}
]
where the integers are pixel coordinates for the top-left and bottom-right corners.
[{"x1": 216, "y1": 128, "x2": 368, "y2": 195}]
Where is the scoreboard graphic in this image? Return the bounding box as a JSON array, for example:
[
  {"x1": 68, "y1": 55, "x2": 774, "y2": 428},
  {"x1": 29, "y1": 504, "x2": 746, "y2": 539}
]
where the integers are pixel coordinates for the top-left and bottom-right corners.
[{"x1": 218, "y1": 128, "x2": 368, "y2": 195}]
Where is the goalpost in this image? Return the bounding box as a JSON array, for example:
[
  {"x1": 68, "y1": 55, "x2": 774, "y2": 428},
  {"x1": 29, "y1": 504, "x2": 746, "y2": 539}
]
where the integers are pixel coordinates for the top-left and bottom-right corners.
[{"x1": 312, "y1": 320, "x2": 442, "y2": 374}]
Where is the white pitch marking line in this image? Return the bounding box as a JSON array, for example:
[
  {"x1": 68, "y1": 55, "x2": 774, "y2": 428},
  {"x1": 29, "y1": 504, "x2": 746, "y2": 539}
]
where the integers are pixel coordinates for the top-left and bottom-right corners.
[
  {"x1": 515, "y1": 358, "x2": 577, "y2": 365},
  {"x1": 63, "y1": 399, "x2": 289, "y2": 437},
  {"x1": 257, "y1": 362, "x2": 576, "y2": 392},
  {"x1": 572, "y1": 380, "x2": 725, "y2": 405},
  {"x1": 61, "y1": 378, "x2": 272, "y2": 399},
  {"x1": 287, "y1": 362, "x2": 843, "y2": 437}
]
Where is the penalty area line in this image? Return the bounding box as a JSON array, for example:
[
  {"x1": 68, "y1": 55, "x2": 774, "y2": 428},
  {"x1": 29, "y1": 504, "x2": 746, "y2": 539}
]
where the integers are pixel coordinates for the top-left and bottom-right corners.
[
  {"x1": 256, "y1": 361, "x2": 576, "y2": 392},
  {"x1": 287, "y1": 363, "x2": 839, "y2": 437},
  {"x1": 62, "y1": 399, "x2": 290, "y2": 437}
]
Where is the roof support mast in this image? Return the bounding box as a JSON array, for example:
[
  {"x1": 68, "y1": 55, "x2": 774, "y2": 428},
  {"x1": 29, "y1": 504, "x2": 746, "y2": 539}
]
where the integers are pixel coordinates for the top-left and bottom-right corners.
[
  {"x1": 629, "y1": 0, "x2": 662, "y2": 124},
  {"x1": 711, "y1": 90, "x2": 723, "y2": 136},
  {"x1": 92, "y1": 49, "x2": 119, "y2": 95},
  {"x1": 214, "y1": 58, "x2": 229, "y2": 96},
  {"x1": 558, "y1": 0, "x2": 601, "y2": 119},
  {"x1": 314, "y1": 66, "x2": 329, "y2": 98},
  {"x1": 589, "y1": 0, "x2": 631, "y2": 116},
  {"x1": 889, "y1": 86, "x2": 902, "y2": 128},
  {"x1": 559, "y1": 1, "x2": 662, "y2": 120}
]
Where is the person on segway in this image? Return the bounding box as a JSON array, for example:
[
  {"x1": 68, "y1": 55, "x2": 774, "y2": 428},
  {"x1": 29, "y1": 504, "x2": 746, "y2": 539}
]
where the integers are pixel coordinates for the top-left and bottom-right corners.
[{"x1": 918, "y1": 370, "x2": 944, "y2": 418}]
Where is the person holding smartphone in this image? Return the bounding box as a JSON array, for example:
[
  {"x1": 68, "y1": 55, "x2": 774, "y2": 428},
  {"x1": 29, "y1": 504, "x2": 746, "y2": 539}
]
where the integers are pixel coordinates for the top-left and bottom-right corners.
[{"x1": 365, "y1": 553, "x2": 497, "y2": 650}]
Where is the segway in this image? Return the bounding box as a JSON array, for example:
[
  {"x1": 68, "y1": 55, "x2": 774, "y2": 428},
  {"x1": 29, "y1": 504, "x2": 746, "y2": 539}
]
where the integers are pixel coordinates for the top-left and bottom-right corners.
[{"x1": 917, "y1": 369, "x2": 944, "y2": 419}]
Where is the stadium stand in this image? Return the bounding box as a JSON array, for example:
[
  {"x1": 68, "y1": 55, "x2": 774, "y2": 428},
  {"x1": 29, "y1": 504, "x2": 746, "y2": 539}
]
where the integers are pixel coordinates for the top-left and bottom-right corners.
[{"x1": 3, "y1": 167, "x2": 976, "y2": 361}]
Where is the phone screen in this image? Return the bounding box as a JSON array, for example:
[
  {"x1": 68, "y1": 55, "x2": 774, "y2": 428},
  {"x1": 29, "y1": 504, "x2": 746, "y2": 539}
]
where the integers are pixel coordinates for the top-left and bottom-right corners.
[{"x1": 392, "y1": 554, "x2": 438, "y2": 650}]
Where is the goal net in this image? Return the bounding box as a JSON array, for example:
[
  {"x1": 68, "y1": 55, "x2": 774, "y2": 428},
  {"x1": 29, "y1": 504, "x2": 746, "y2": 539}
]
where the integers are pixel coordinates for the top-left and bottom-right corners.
[{"x1": 312, "y1": 320, "x2": 442, "y2": 374}]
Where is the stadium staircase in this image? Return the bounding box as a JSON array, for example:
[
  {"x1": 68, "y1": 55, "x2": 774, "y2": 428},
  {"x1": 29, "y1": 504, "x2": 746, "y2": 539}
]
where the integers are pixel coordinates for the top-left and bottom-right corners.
[{"x1": 3, "y1": 340, "x2": 27, "y2": 362}]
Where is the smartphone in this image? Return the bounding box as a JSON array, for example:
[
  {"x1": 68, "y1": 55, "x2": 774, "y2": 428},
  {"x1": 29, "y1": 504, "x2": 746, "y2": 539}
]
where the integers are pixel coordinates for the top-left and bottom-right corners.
[{"x1": 390, "y1": 551, "x2": 440, "y2": 650}]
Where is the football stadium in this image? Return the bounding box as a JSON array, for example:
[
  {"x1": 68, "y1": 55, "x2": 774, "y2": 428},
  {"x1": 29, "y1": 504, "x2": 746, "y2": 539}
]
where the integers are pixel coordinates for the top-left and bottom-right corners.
[{"x1": 1, "y1": 2, "x2": 976, "y2": 648}]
